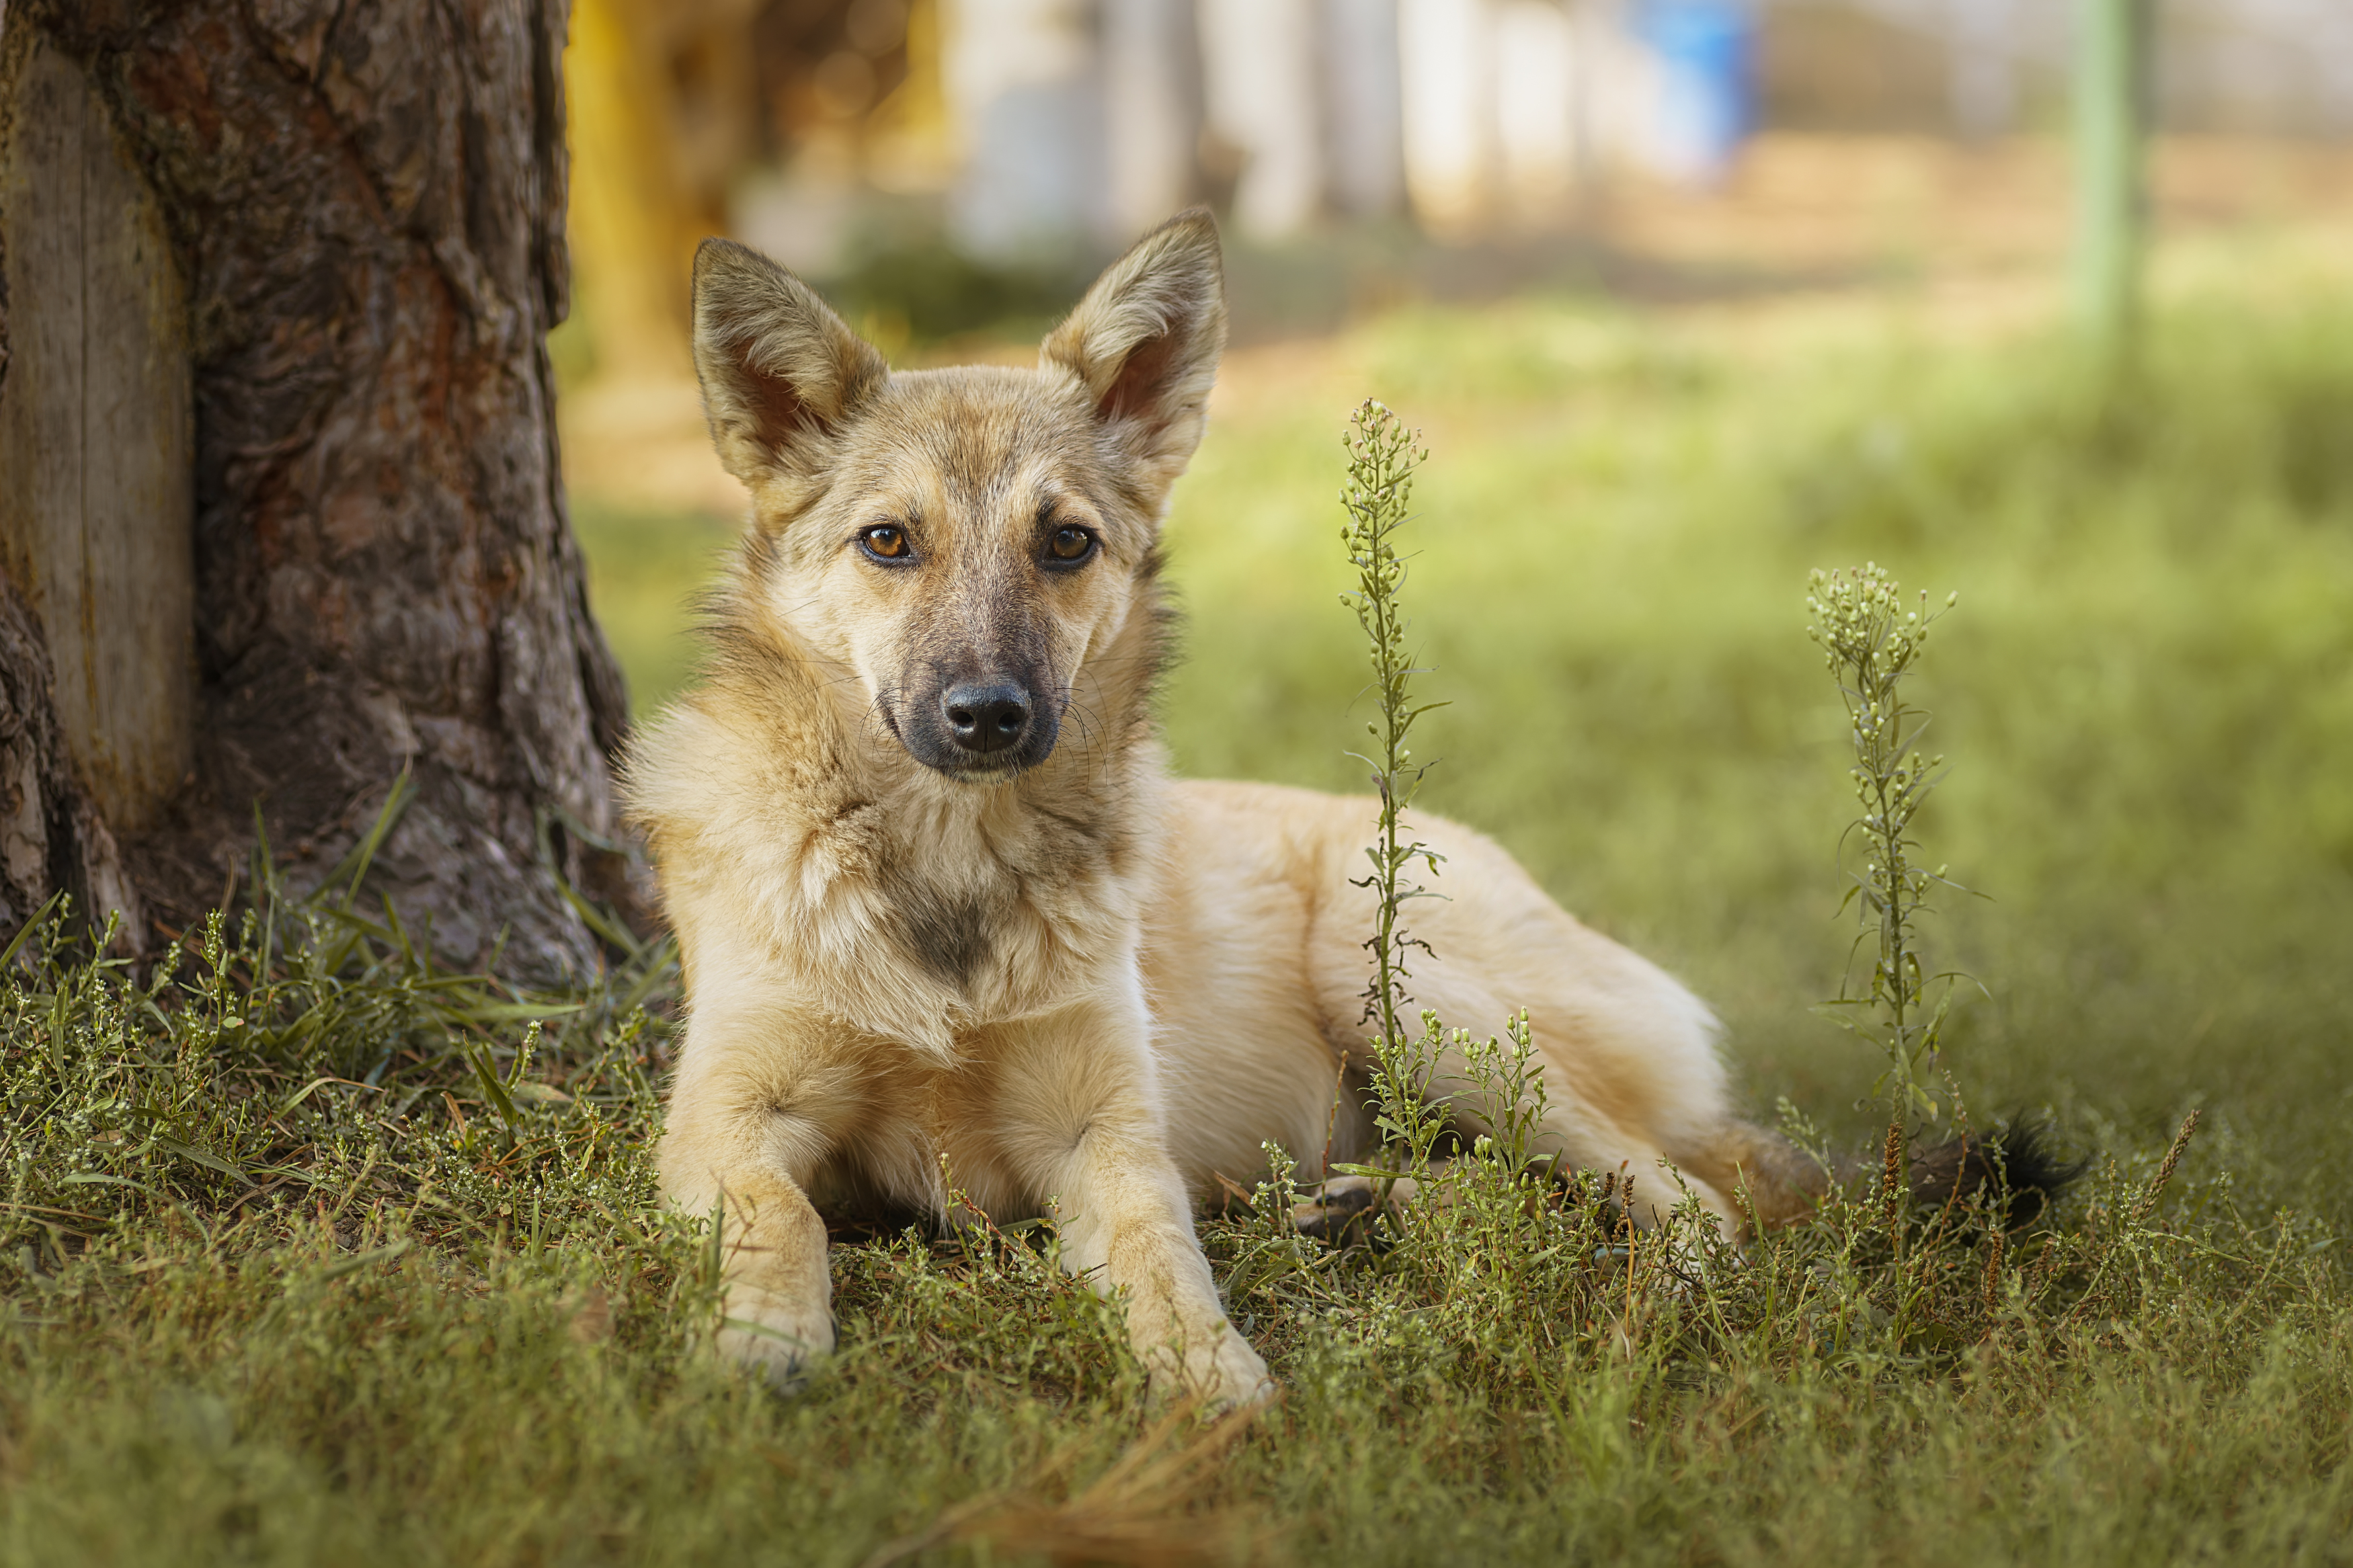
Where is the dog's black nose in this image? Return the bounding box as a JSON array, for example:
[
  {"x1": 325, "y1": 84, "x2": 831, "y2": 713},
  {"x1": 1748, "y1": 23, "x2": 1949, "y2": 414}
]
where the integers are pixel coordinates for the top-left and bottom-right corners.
[{"x1": 941, "y1": 683, "x2": 1031, "y2": 755}]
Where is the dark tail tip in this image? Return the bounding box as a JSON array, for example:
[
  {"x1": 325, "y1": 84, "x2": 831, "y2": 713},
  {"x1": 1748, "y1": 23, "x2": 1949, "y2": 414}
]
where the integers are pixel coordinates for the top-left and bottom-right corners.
[{"x1": 1911, "y1": 1118, "x2": 2085, "y2": 1231}]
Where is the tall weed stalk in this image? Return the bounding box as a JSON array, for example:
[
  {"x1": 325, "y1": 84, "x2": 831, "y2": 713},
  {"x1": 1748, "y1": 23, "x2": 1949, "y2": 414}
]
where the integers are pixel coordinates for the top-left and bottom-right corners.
[
  {"x1": 1806, "y1": 564, "x2": 1963, "y2": 1214},
  {"x1": 1337, "y1": 402, "x2": 1453, "y2": 1185}
]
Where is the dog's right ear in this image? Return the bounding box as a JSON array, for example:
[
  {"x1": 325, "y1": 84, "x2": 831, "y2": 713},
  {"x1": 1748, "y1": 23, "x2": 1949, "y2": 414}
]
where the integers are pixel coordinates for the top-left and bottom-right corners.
[{"x1": 691, "y1": 238, "x2": 888, "y2": 505}]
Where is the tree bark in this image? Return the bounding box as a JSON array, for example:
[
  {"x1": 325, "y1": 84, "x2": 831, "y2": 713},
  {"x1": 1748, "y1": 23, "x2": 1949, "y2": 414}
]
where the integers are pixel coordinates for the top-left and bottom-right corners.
[
  {"x1": 1, "y1": 0, "x2": 635, "y2": 981},
  {"x1": 0, "y1": 569, "x2": 142, "y2": 942}
]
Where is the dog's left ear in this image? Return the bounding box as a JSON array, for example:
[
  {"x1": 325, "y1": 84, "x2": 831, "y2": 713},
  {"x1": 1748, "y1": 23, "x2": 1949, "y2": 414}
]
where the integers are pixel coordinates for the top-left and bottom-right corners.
[{"x1": 1040, "y1": 208, "x2": 1227, "y2": 504}]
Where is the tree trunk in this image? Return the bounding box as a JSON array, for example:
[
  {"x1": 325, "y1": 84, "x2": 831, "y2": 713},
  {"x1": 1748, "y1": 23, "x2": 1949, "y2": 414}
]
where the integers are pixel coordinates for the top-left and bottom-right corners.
[
  {"x1": 0, "y1": 571, "x2": 142, "y2": 942},
  {"x1": 0, "y1": 0, "x2": 635, "y2": 981}
]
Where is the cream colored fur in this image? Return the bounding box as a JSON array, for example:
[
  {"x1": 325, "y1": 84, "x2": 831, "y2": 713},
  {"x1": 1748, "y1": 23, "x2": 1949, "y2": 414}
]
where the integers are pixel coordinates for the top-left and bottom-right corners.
[{"x1": 629, "y1": 210, "x2": 1814, "y2": 1412}]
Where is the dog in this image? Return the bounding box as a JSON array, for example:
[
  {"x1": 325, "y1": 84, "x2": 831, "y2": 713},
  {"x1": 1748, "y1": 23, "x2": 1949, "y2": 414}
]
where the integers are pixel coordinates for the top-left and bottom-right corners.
[{"x1": 625, "y1": 210, "x2": 2044, "y2": 1412}]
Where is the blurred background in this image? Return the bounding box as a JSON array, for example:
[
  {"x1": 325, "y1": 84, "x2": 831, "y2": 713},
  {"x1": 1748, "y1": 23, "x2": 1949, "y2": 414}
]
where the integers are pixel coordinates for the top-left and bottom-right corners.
[
  {"x1": 556, "y1": 0, "x2": 2351, "y2": 397},
  {"x1": 559, "y1": 1, "x2": 2353, "y2": 1198}
]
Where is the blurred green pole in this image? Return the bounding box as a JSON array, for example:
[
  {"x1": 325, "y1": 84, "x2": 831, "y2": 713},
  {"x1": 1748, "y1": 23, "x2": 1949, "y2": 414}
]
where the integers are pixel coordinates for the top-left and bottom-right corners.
[{"x1": 2073, "y1": 0, "x2": 2146, "y2": 364}]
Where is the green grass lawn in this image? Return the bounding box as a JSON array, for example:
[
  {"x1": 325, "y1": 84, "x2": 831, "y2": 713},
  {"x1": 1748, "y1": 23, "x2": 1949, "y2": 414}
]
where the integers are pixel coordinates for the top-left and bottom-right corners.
[{"x1": 7, "y1": 255, "x2": 2351, "y2": 1563}]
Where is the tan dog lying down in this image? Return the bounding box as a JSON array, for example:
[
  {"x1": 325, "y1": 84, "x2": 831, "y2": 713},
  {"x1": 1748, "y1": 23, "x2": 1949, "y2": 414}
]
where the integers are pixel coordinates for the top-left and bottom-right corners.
[{"x1": 628, "y1": 210, "x2": 1856, "y2": 1411}]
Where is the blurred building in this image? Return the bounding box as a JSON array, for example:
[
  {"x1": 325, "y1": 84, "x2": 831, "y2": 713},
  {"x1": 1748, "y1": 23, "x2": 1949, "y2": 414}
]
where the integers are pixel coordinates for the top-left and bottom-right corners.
[
  {"x1": 561, "y1": 0, "x2": 2353, "y2": 368},
  {"x1": 1759, "y1": 0, "x2": 2353, "y2": 139},
  {"x1": 935, "y1": 0, "x2": 1733, "y2": 249},
  {"x1": 930, "y1": 0, "x2": 2353, "y2": 253}
]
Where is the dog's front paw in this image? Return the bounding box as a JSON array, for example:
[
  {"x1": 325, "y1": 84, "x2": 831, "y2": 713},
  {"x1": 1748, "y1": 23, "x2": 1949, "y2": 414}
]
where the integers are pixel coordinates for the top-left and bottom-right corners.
[
  {"x1": 1151, "y1": 1324, "x2": 1275, "y2": 1414},
  {"x1": 717, "y1": 1286, "x2": 835, "y2": 1393}
]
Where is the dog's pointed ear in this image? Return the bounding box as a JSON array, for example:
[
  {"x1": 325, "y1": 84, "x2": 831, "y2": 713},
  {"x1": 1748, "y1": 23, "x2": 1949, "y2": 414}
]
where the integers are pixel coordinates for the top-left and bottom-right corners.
[
  {"x1": 692, "y1": 238, "x2": 888, "y2": 500},
  {"x1": 1039, "y1": 208, "x2": 1227, "y2": 500}
]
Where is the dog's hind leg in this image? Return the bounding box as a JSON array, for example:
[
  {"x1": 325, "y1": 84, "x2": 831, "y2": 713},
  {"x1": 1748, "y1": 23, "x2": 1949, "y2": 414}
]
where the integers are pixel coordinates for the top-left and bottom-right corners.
[
  {"x1": 1290, "y1": 1165, "x2": 1444, "y2": 1242},
  {"x1": 1292, "y1": 1138, "x2": 1743, "y2": 1247},
  {"x1": 1664, "y1": 1120, "x2": 1839, "y2": 1234}
]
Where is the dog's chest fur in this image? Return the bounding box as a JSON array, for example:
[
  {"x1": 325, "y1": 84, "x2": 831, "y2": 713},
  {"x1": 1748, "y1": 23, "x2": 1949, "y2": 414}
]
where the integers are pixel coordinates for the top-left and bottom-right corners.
[{"x1": 635, "y1": 671, "x2": 1157, "y2": 1059}]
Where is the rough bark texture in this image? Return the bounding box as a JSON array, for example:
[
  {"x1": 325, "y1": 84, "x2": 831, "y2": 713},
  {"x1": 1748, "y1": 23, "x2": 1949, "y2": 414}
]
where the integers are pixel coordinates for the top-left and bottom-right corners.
[
  {"x1": 6, "y1": 0, "x2": 635, "y2": 980},
  {"x1": 0, "y1": 569, "x2": 142, "y2": 942}
]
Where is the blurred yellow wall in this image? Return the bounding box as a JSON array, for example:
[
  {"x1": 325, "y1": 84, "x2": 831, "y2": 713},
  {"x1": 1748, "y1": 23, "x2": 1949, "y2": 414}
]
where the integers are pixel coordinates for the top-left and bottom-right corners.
[
  {"x1": 563, "y1": 0, "x2": 947, "y2": 386},
  {"x1": 565, "y1": 0, "x2": 762, "y2": 382}
]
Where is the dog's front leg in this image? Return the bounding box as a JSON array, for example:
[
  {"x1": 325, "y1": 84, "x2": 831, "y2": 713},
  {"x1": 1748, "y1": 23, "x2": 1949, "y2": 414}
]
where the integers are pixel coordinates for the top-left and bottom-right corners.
[
  {"x1": 659, "y1": 983, "x2": 871, "y2": 1391},
  {"x1": 990, "y1": 990, "x2": 1275, "y2": 1411}
]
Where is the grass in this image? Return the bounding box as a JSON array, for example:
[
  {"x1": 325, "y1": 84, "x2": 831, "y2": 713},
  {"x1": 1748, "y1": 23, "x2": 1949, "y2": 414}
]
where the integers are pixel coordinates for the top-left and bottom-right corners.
[
  {"x1": 570, "y1": 499, "x2": 741, "y2": 706},
  {"x1": 6, "y1": 255, "x2": 2352, "y2": 1562}
]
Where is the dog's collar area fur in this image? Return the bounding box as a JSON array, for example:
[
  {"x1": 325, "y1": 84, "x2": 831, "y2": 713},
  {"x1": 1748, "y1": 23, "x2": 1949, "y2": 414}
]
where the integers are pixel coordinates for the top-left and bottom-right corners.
[{"x1": 632, "y1": 634, "x2": 1162, "y2": 1057}]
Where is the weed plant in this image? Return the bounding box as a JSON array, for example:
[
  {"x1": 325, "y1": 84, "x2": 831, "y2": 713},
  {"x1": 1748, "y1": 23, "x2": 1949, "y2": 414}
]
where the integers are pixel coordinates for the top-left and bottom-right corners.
[
  {"x1": 5, "y1": 290, "x2": 2352, "y2": 1562},
  {"x1": 1333, "y1": 401, "x2": 1454, "y2": 1204},
  {"x1": 1806, "y1": 565, "x2": 1962, "y2": 1141}
]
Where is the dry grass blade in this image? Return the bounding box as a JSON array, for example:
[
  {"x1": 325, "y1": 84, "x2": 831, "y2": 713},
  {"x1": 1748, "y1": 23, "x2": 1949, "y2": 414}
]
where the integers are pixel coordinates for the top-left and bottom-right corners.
[
  {"x1": 1980, "y1": 1228, "x2": 2005, "y2": 1323},
  {"x1": 859, "y1": 1400, "x2": 1270, "y2": 1568},
  {"x1": 2059, "y1": 1110, "x2": 2205, "y2": 1329},
  {"x1": 1880, "y1": 1119, "x2": 1905, "y2": 1256},
  {"x1": 2129, "y1": 1110, "x2": 2202, "y2": 1227}
]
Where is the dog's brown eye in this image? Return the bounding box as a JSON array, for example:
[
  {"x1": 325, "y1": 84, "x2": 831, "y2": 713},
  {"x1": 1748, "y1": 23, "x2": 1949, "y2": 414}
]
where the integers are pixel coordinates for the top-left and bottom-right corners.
[
  {"x1": 862, "y1": 525, "x2": 909, "y2": 561},
  {"x1": 1048, "y1": 526, "x2": 1093, "y2": 563}
]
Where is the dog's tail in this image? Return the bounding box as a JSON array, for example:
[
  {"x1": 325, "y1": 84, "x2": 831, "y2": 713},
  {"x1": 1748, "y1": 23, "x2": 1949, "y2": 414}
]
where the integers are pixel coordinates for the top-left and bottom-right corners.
[
  {"x1": 1905, "y1": 1118, "x2": 2083, "y2": 1230},
  {"x1": 1683, "y1": 1116, "x2": 2081, "y2": 1237}
]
